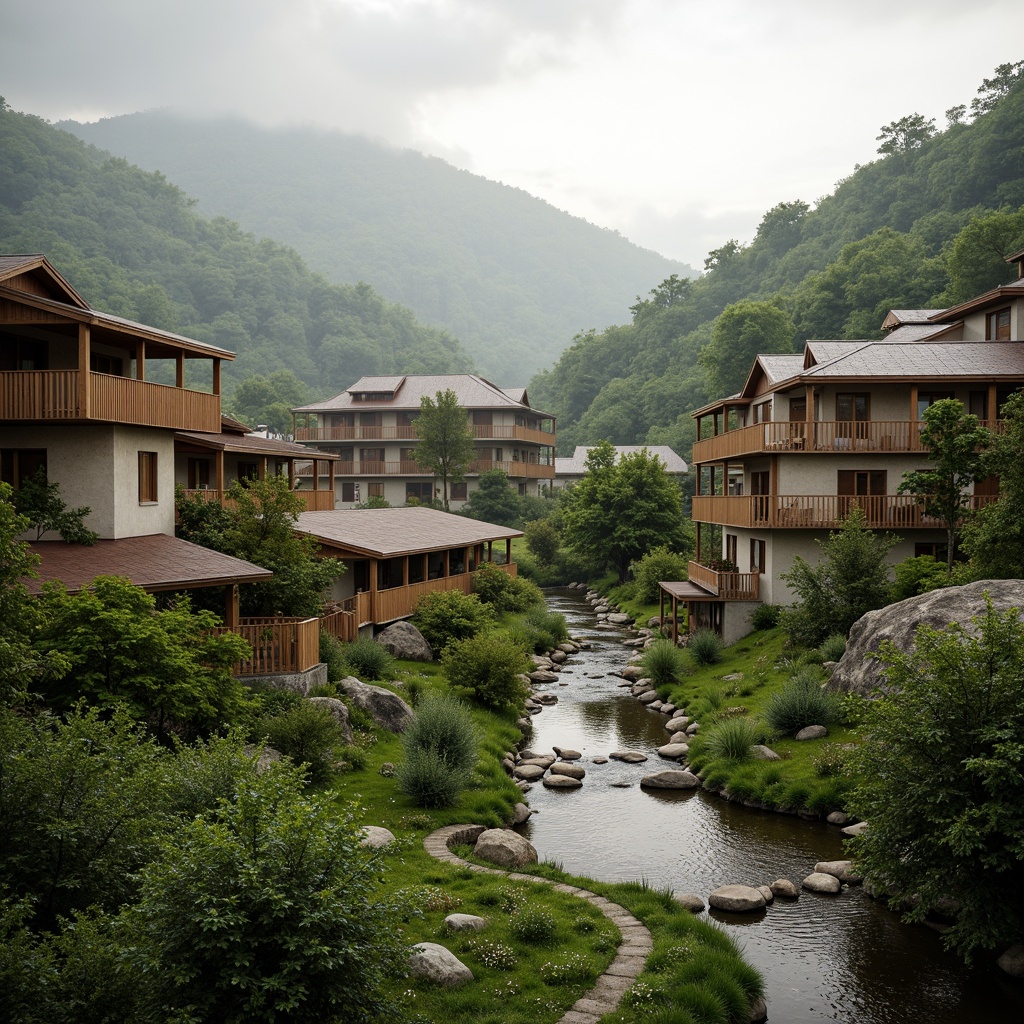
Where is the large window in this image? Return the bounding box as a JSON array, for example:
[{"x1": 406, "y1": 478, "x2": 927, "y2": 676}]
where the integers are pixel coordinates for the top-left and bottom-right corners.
[
  {"x1": 138, "y1": 451, "x2": 158, "y2": 503},
  {"x1": 406, "y1": 482, "x2": 433, "y2": 503},
  {"x1": 450, "y1": 482, "x2": 467, "y2": 501},
  {"x1": 750, "y1": 539, "x2": 766, "y2": 575},
  {"x1": 359, "y1": 448, "x2": 385, "y2": 465},
  {"x1": 367, "y1": 481, "x2": 385, "y2": 499},
  {"x1": 987, "y1": 307, "x2": 1011, "y2": 341},
  {"x1": 187, "y1": 457, "x2": 210, "y2": 489},
  {"x1": 1, "y1": 448, "x2": 46, "y2": 488},
  {"x1": 341, "y1": 482, "x2": 358, "y2": 503}
]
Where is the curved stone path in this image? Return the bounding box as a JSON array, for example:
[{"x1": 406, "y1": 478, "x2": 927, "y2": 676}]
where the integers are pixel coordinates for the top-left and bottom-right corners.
[{"x1": 424, "y1": 824, "x2": 653, "y2": 1024}]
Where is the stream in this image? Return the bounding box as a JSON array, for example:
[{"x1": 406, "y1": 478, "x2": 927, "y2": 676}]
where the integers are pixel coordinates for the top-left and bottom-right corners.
[{"x1": 517, "y1": 588, "x2": 1023, "y2": 1024}]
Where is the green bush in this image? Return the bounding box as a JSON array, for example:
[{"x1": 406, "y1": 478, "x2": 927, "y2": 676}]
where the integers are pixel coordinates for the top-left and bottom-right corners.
[
  {"x1": 524, "y1": 605, "x2": 569, "y2": 646},
  {"x1": 509, "y1": 907, "x2": 557, "y2": 944},
  {"x1": 396, "y1": 746, "x2": 470, "y2": 808},
  {"x1": 472, "y1": 562, "x2": 543, "y2": 612},
  {"x1": 890, "y1": 554, "x2": 950, "y2": 601},
  {"x1": 817, "y1": 633, "x2": 848, "y2": 663},
  {"x1": 258, "y1": 700, "x2": 347, "y2": 784},
  {"x1": 524, "y1": 518, "x2": 560, "y2": 565},
  {"x1": 751, "y1": 603, "x2": 782, "y2": 630},
  {"x1": 441, "y1": 633, "x2": 530, "y2": 710},
  {"x1": 688, "y1": 628, "x2": 723, "y2": 666},
  {"x1": 641, "y1": 639, "x2": 689, "y2": 687},
  {"x1": 401, "y1": 694, "x2": 479, "y2": 775},
  {"x1": 341, "y1": 636, "x2": 395, "y2": 681},
  {"x1": 319, "y1": 630, "x2": 346, "y2": 682},
  {"x1": 412, "y1": 590, "x2": 494, "y2": 653},
  {"x1": 632, "y1": 546, "x2": 690, "y2": 603},
  {"x1": 701, "y1": 717, "x2": 760, "y2": 760},
  {"x1": 763, "y1": 669, "x2": 842, "y2": 736}
]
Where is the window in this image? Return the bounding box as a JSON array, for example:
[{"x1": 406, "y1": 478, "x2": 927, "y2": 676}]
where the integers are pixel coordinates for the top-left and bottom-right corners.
[
  {"x1": 368, "y1": 481, "x2": 385, "y2": 499},
  {"x1": 341, "y1": 482, "x2": 357, "y2": 503},
  {"x1": 987, "y1": 307, "x2": 1011, "y2": 341},
  {"x1": 236, "y1": 461, "x2": 258, "y2": 484},
  {"x1": 1, "y1": 448, "x2": 46, "y2": 488},
  {"x1": 518, "y1": 482, "x2": 527, "y2": 496},
  {"x1": 915, "y1": 542, "x2": 949, "y2": 562},
  {"x1": 725, "y1": 534, "x2": 738, "y2": 567},
  {"x1": 917, "y1": 392, "x2": 956, "y2": 419},
  {"x1": 406, "y1": 482, "x2": 433, "y2": 503},
  {"x1": 450, "y1": 482, "x2": 467, "y2": 501},
  {"x1": 0, "y1": 337, "x2": 47, "y2": 371},
  {"x1": 836, "y1": 393, "x2": 870, "y2": 441},
  {"x1": 837, "y1": 470, "x2": 887, "y2": 496},
  {"x1": 400, "y1": 447, "x2": 417, "y2": 464},
  {"x1": 359, "y1": 448, "x2": 385, "y2": 464},
  {"x1": 90, "y1": 352, "x2": 123, "y2": 375},
  {"x1": 751, "y1": 400, "x2": 771, "y2": 424},
  {"x1": 138, "y1": 451, "x2": 158, "y2": 503},
  {"x1": 187, "y1": 457, "x2": 210, "y2": 489},
  {"x1": 750, "y1": 539, "x2": 766, "y2": 575}
]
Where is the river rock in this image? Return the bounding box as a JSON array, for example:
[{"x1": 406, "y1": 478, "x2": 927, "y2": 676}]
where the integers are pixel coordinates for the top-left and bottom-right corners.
[
  {"x1": 594, "y1": 604, "x2": 610, "y2": 614},
  {"x1": 534, "y1": 692, "x2": 559, "y2": 704},
  {"x1": 550, "y1": 761, "x2": 586, "y2": 779},
  {"x1": 668, "y1": 732, "x2": 689, "y2": 743},
  {"x1": 610, "y1": 750, "x2": 649, "y2": 763},
  {"x1": 709, "y1": 884, "x2": 766, "y2": 912},
  {"x1": 757, "y1": 885, "x2": 775, "y2": 904},
  {"x1": 592, "y1": 756, "x2": 609, "y2": 764},
  {"x1": 516, "y1": 717, "x2": 533, "y2": 733},
  {"x1": 770, "y1": 878, "x2": 800, "y2": 899},
  {"x1": 631, "y1": 679, "x2": 655, "y2": 694},
  {"x1": 686, "y1": 722, "x2": 700, "y2": 734},
  {"x1": 445, "y1": 913, "x2": 488, "y2": 932},
  {"x1": 552, "y1": 746, "x2": 582, "y2": 760},
  {"x1": 815, "y1": 860, "x2": 863, "y2": 884},
  {"x1": 749, "y1": 995, "x2": 768, "y2": 1022},
  {"x1": 475, "y1": 829, "x2": 538, "y2": 868},
  {"x1": 530, "y1": 669, "x2": 560, "y2": 684},
  {"x1": 337, "y1": 677, "x2": 413, "y2": 733},
  {"x1": 543, "y1": 774, "x2": 583, "y2": 789},
  {"x1": 827, "y1": 811, "x2": 851, "y2": 825},
  {"x1": 657, "y1": 743, "x2": 690, "y2": 759},
  {"x1": 550, "y1": 649, "x2": 567, "y2": 663},
  {"x1": 519, "y1": 755, "x2": 555, "y2": 769},
  {"x1": 557, "y1": 642, "x2": 577, "y2": 653},
  {"x1": 360, "y1": 825, "x2": 395, "y2": 848},
  {"x1": 608, "y1": 613, "x2": 633, "y2": 624},
  {"x1": 620, "y1": 665, "x2": 646, "y2": 681},
  {"x1": 674, "y1": 893, "x2": 706, "y2": 913},
  {"x1": 802, "y1": 872, "x2": 843, "y2": 894},
  {"x1": 513, "y1": 764, "x2": 545, "y2": 781},
  {"x1": 375, "y1": 620, "x2": 433, "y2": 661},
  {"x1": 842, "y1": 821, "x2": 870, "y2": 837},
  {"x1": 829, "y1": 580, "x2": 1024, "y2": 695},
  {"x1": 640, "y1": 769, "x2": 700, "y2": 789},
  {"x1": 638, "y1": 690, "x2": 660, "y2": 704},
  {"x1": 408, "y1": 942, "x2": 474, "y2": 986},
  {"x1": 795, "y1": 725, "x2": 828, "y2": 741},
  {"x1": 512, "y1": 802, "x2": 533, "y2": 825},
  {"x1": 751, "y1": 744, "x2": 780, "y2": 760},
  {"x1": 306, "y1": 697, "x2": 354, "y2": 743},
  {"x1": 997, "y1": 943, "x2": 1024, "y2": 978}
]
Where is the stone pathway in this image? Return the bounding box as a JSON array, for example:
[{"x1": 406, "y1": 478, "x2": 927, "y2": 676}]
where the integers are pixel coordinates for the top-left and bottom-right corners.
[{"x1": 424, "y1": 825, "x2": 653, "y2": 1024}]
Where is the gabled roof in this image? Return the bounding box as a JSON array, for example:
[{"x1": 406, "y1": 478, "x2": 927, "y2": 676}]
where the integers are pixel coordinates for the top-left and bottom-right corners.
[
  {"x1": 175, "y1": 426, "x2": 340, "y2": 460},
  {"x1": 294, "y1": 373, "x2": 554, "y2": 419},
  {"x1": 24, "y1": 535, "x2": 273, "y2": 595},
  {"x1": 799, "y1": 342, "x2": 1024, "y2": 380},
  {"x1": 0, "y1": 253, "x2": 87, "y2": 307},
  {"x1": 555, "y1": 445, "x2": 688, "y2": 476},
  {"x1": 877, "y1": 323, "x2": 959, "y2": 343},
  {"x1": 928, "y1": 277, "x2": 1024, "y2": 322},
  {"x1": 881, "y1": 309, "x2": 941, "y2": 331},
  {"x1": 293, "y1": 506, "x2": 521, "y2": 558}
]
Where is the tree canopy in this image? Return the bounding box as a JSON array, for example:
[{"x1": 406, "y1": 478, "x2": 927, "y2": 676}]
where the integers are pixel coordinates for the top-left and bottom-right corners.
[{"x1": 413, "y1": 389, "x2": 476, "y2": 511}]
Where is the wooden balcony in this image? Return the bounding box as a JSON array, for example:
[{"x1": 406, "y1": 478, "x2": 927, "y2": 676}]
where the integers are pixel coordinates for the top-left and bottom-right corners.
[
  {"x1": 218, "y1": 616, "x2": 321, "y2": 675},
  {"x1": 180, "y1": 487, "x2": 335, "y2": 511},
  {"x1": 687, "y1": 560, "x2": 760, "y2": 600},
  {"x1": 693, "y1": 420, "x2": 1002, "y2": 464},
  {"x1": 295, "y1": 423, "x2": 554, "y2": 446},
  {"x1": 692, "y1": 493, "x2": 997, "y2": 529},
  {"x1": 301, "y1": 459, "x2": 553, "y2": 479},
  {"x1": 0, "y1": 370, "x2": 221, "y2": 433},
  {"x1": 469, "y1": 459, "x2": 554, "y2": 479}
]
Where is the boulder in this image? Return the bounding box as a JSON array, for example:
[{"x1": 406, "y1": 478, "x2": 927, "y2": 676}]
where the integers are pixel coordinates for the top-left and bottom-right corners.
[
  {"x1": 542, "y1": 774, "x2": 583, "y2": 789},
  {"x1": 640, "y1": 769, "x2": 700, "y2": 789},
  {"x1": 757, "y1": 885, "x2": 775, "y2": 904},
  {"x1": 407, "y1": 942, "x2": 474, "y2": 986},
  {"x1": 674, "y1": 893, "x2": 706, "y2": 913},
  {"x1": 827, "y1": 811, "x2": 850, "y2": 825},
  {"x1": 830, "y1": 579, "x2": 1024, "y2": 695},
  {"x1": 815, "y1": 860, "x2": 863, "y2": 884},
  {"x1": 552, "y1": 746, "x2": 582, "y2": 760},
  {"x1": 770, "y1": 878, "x2": 800, "y2": 899},
  {"x1": 749, "y1": 995, "x2": 768, "y2": 1022},
  {"x1": 549, "y1": 761, "x2": 586, "y2": 779},
  {"x1": 648, "y1": 616, "x2": 663, "y2": 628},
  {"x1": 795, "y1": 725, "x2": 828, "y2": 741},
  {"x1": 375, "y1": 620, "x2": 433, "y2": 661},
  {"x1": 475, "y1": 829, "x2": 538, "y2": 868},
  {"x1": 610, "y1": 750, "x2": 649, "y2": 763},
  {"x1": 337, "y1": 677, "x2": 413, "y2": 733},
  {"x1": 533, "y1": 692, "x2": 559, "y2": 705},
  {"x1": 842, "y1": 821, "x2": 869, "y2": 837},
  {"x1": 511, "y1": 802, "x2": 533, "y2": 825},
  {"x1": 306, "y1": 696, "x2": 354, "y2": 744},
  {"x1": 751, "y1": 744, "x2": 780, "y2": 761},
  {"x1": 657, "y1": 743, "x2": 690, "y2": 759},
  {"x1": 709, "y1": 884, "x2": 766, "y2": 912},
  {"x1": 513, "y1": 764, "x2": 546, "y2": 781},
  {"x1": 445, "y1": 913, "x2": 488, "y2": 932},
  {"x1": 668, "y1": 732, "x2": 690, "y2": 744},
  {"x1": 997, "y1": 943, "x2": 1024, "y2": 978},
  {"x1": 529, "y1": 669, "x2": 560, "y2": 684},
  {"x1": 638, "y1": 691, "x2": 661, "y2": 704},
  {"x1": 607, "y1": 613, "x2": 633, "y2": 624},
  {"x1": 360, "y1": 825, "x2": 395, "y2": 848},
  {"x1": 802, "y1": 872, "x2": 842, "y2": 894},
  {"x1": 245, "y1": 743, "x2": 283, "y2": 773},
  {"x1": 519, "y1": 755, "x2": 556, "y2": 768},
  {"x1": 620, "y1": 665, "x2": 646, "y2": 681}
]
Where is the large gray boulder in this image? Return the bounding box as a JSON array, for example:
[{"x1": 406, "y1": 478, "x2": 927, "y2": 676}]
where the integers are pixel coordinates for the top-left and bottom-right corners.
[
  {"x1": 474, "y1": 828, "x2": 538, "y2": 868},
  {"x1": 306, "y1": 696, "x2": 354, "y2": 744},
  {"x1": 640, "y1": 769, "x2": 700, "y2": 789},
  {"x1": 337, "y1": 677, "x2": 414, "y2": 733},
  {"x1": 708, "y1": 884, "x2": 766, "y2": 912},
  {"x1": 829, "y1": 580, "x2": 1024, "y2": 696},
  {"x1": 375, "y1": 621, "x2": 433, "y2": 661},
  {"x1": 407, "y1": 942, "x2": 474, "y2": 986}
]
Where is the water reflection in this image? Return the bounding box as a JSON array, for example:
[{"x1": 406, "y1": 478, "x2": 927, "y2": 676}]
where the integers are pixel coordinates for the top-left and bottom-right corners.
[{"x1": 520, "y1": 589, "x2": 1024, "y2": 1024}]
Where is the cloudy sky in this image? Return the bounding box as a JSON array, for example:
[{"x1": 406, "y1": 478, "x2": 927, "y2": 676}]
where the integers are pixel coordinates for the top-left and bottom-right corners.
[{"x1": 3, "y1": 0, "x2": 1022, "y2": 267}]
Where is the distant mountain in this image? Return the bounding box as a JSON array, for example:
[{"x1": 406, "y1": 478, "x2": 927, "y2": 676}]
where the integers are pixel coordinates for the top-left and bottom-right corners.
[{"x1": 61, "y1": 112, "x2": 692, "y2": 381}]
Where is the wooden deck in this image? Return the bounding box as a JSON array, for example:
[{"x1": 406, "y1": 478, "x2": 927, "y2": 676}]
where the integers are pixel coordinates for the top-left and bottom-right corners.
[{"x1": 687, "y1": 560, "x2": 759, "y2": 600}]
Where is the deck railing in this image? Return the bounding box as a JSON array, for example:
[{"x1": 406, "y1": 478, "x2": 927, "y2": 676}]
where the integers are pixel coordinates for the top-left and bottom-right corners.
[
  {"x1": 179, "y1": 488, "x2": 335, "y2": 511},
  {"x1": 220, "y1": 616, "x2": 321, "y2": 675},
  {"x1": 294, "y1": 423, "x2": 554, "y2": 444},
  {"x1": 296, "y1": 459, "x2": 553, "y2": 478},
  {"x1": 0, "y1": 369, "x2": 80, "y2": 418},
  {"x1": 687, "y1": 560, "x2": 760, "y2": 600}
]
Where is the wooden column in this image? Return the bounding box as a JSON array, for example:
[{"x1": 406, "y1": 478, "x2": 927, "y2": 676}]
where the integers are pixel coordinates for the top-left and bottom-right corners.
[
  {"x1": 329, "y1": 460, "x2": 336, "y2": 506},
  {"x1": 212, "y1": 357, "x2": 221, "y2": 396},
  {"x1": 402, "y1": 556, "x2": 409, "y2": 586},
  {"x1": 505, "y1": 538, "x2": 512, "y2": 564},
  {"x1": 136, "y1": 340, "x2": 146, "y2": 381},
  {"x1": 443, "y1": 549, "x2": 450, "y2": 577},
  {"x1": 216, "y1": 450, "x2": 225, "y2": 498},
  {"x1": 369, "y1": 557, "x2": 378, "y2": 623},
  {"x1": 77, "y1": 324, "x2": 91, "y2": 417},
  {"x1": 175, "y1": 351, "x2": 185, "y2": 388},
  {"x1": 988, "y1": 383, "x2": 998, "y2": 422},
  {"x1": 225, "y1": 585, "x2": 240, "y2": 629},
  {"x1": 259, "y1": 456, "x2": 268, "y2": 481},
  {"x1": 310, "y1": 459, "x2": 319, "y2": 492}
]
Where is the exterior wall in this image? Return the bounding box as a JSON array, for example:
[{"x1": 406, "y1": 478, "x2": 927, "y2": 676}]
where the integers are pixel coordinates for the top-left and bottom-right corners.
[
  {"x1": 722, "y1": 602, "x2": 762, "y2": 646},
  {"x1": 112, "y1": 426, "x2": 177, "y2": 538}
]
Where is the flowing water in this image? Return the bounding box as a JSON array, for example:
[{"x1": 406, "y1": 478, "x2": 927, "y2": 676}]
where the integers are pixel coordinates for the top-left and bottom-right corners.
[{"x1": 517, "y1": 589, "x2": 1023, "y2": 1024}]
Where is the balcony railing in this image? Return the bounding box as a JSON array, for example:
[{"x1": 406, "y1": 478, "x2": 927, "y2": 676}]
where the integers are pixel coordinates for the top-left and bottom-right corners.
[
  {"x1": 691, "y1": 493, "x2": 998, "y2": 530},
  {"x1": 469, "y1": 459, "x2": 554, "y2": 479},
  {"x1": 693, "y1": 419, "x2": 1002, "y2": 464},
  {"x1": 687, "y1": 561, "x2": 760, "y2": 600},
  {"x1": 295, "y1": 423, "x2": 554, "y2": 445},
  {"x1": 299, "y1": 459, "x2": 553, "y2": 479},
  {"x1": 218, "y1": 616, "x2": 321, "y2": 675},
  {"x1": 180, "y1": 488, "x2": 335, "y2": 511}
]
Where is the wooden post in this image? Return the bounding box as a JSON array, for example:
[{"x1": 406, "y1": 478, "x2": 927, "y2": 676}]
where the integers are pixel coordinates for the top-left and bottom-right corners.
[
  {"x1": 225, "y1": 585, "x2": 239, "y2": 629},
  {"x1": 176, "y1": 351, "x2": 185, "y2": 389},
  {"x1": 212, "y1": 357, "x2": 221, "y2": 396},
  {"x1": 77, "y1": 324, "x2": 90, "y2": 418},
  {"x1": 402, "y1": 556, "x2": 409, "y2": 586},
  {"x1": 216, "y1": 450, "x2": 225, "y2": 499},
  {"x1": 443, "y1": 549, "x2": 450, "y2": 577},
  {"x1": 988, "y1": 383, "x2": 998, "y2": 422},
  {"x1": 136, "y1": 340, "x2": 146, "y2": 381},
  {"x1": 369, "y1": 557, "x2": 378, "y2": 623},
  {"x1": 259, "y1": 456, "x2": 267, "y2": 481},
  {"x1": 505, "y1": 538, "x2": 512, "y2": 564}
]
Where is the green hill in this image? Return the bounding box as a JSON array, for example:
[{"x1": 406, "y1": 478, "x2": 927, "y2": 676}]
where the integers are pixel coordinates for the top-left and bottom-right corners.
[{"x1": 60, "y1": 112, "x2": 692, "y2": 381}]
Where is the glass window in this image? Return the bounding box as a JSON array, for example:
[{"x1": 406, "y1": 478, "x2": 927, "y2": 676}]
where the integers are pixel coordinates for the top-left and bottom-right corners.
[{"x1": 138, "y1": 451, "x2": 158, "y2": 503}]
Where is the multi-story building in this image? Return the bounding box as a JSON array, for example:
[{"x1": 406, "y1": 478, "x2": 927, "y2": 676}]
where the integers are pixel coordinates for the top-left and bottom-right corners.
[
  {"x1": 677, "y1": 249, "x2": 1024, "y2": 643},
  {"x1": 292, "y1": 374, "x2": 556, "y2": 507},
  {"x1": 553, "y1": 445, "x2": 688, "y2": 489}
]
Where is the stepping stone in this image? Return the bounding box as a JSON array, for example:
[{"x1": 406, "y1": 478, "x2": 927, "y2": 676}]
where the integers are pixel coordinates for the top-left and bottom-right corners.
[
  {"x1": 610, "y1": 750, "x2": 648, "y2": 763},
  {"x1": 815, "y1": 860, "x2": 863, "y2": 884},
  {"x1": 550, "y1": 761, "x2": 586, "y2": 780},
  {"x1": 640, "y1": 769, "x2": 700, "y2": 789},
  {"x1": 543, "y1": 774, "x2": 583, "y2": 789},
  {"x1": 657, "y1": 743, "x2": 689, "y2": 759},
  {"x1": 802, "y1": 872, "x2": 842, "y2": 894},
  {"x1": 709, "y1": 884, "x2": 766, "y2": 912},
  {"x1": 552, "y1": 746, "x2": 582, "y2": 759},
  {"x1": 770, "y1": 878, "x2": 800, "y2": 899}
]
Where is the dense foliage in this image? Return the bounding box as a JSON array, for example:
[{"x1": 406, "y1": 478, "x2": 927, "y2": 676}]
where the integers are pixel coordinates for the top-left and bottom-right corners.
[{"x1": 412, "y1": 589, "x2": 495, "y2": 654}]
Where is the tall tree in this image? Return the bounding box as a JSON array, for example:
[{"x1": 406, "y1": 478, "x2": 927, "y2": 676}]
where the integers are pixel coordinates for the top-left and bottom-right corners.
[
  {"x1": 414, "y1": 389, "x2": 476, "y2": 511},
  {"x1": 898, "y1": 399, "x2": 989, "y2": 573},
  {"x1": 970, "y1": 60, "x2": 1024, "y2": 117},
  {"x1": 876, "y1": 113, "x2": 936, "y2": 156}
]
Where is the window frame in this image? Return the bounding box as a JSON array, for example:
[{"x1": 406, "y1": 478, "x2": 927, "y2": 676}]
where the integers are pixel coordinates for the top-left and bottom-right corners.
[{"x1": 138, "y1": 451, "x2": 158, "y2": 504}]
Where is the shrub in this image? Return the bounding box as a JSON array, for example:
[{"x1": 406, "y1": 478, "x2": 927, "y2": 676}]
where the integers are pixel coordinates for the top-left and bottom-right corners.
[
  {"x1": 817, "y1": 633, "x2": 848, "y2": 663},
  {"x1": 688, "y1": 627, "x2": 723, "y2": 666},
  {"x1": 751, "y1": 603, "x2": 782, "y2": 630},
  {"x1": 472, "y1": 562, "x2": 543, "y2": 612},
  {"x1": 890, "y1": 554, "x2": 950, "y2": 601},
  {"x1": 701, "y1": 717, "x2": 760, "y2": 761},
  {"x1": 632, "y1": 546, "x2": 690, "y2": 603},
  {"x1": 524, "y1": 605, "x2": 569, "y2": 645},
  {"x1": 441, "y1": 633, "x2": 530, "y2": 710},
  {"x1": 319, "y1": 630, "x2": 346, "y2": 682},
  {"x1": 258, "y1": 700, "x2": 348, "y2": 785},
  {"x1": 396, "y1": 746, "x2": 470, "y2": 808},
  {"x1": 412, "y1": 590, "x2": 494, "y2": 653},
  {"x1": 641, "y1": 639, "x2": 689, "y2": 687},
  {"x1": 524, "y1": 518, "x2": 560, "y2": 565},
  {"x1": 401, "y1": 694, "x2": 479, "y2": 775},
  {"x1": 341, "y1": 637, "x2": 395, "y2": 681},
  {"x1": 509, "y1": 907, "x2": 557, "y2": 944},
  {"x1": 763, "y1": 669, "x2": 842, "y2": 735}
]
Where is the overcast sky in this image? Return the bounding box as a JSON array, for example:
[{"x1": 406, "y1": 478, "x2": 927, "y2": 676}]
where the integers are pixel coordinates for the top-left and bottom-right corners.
[{"x1": 3, "y1": 0, "x2": 1022, "y2": 268}]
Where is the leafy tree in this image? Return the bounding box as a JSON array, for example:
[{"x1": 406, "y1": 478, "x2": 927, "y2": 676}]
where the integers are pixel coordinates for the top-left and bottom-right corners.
[
  {"x1": 945, "y1": 104, "x2": 968, "y2": 127},
  {"x1": 412, "y1": 589, "x2": 494, "y2": 654},
  {"x1": 459, "y1": 468, "x2": 521, "y2": 526},
  {"x1": 780, "y1": 506, "x2": 898, "y2": 646},
  {"x1": 631, "y1": 545, "x2": 691, "y2": 604},
  {"x1": 524, "y1": 517, "x2": 560, "y2": 565},
  {"x1": 11, "y1": 468, "x2": 96, "y2": 544},
  {"x1": 441, "y1": 632, "x2": 531, "y2": 711},
  {"x1": 35, "y1": 577, "x2": 251, "y2": 738},
  {"x1": 227, "y1": 370, "x2": 310, "y2": 435},
  {"x1": 699, "y1": 300, "x2": 796, "y2": 400},
  {"x1": 942, "y1": 206, "x2": 1024, "y2": 303},
  {"x1": 561, "y1": 442, "x2": 689, "y2": 582},
  {"x1": 123, "y1": 769, "x2": 405, "y2": 1024},
  {"x1": 414, "y1": 389, "x2": 476, "y2": 511},
  {"x1": 898, "y1": 399, "x2": 989, "y2": 573},
  {"x1": 848, "y1": 601, "x2": 1024, "y2": 962},
  {"x1": 970, "y1": 60, "x2": 1024, "y2": 117},
  {"x1": 876, "y1": 113, "x2": 936, "y2": 156}
]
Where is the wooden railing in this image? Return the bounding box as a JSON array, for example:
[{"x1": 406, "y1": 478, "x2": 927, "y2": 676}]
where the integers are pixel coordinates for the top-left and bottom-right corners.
[
  {"x1": 687, "y1": 560, "x2": 760, "y2": 600},
  {"x1": 295, "y1": 423, "x2": 554, "y2": 445},
  {"x1": 91, "y1": 373, "x2": 222, "y2": 432},
  {"x1": 693, "y1": 419, "x2": 1003, "y2": 463},
  {"x1": 471, "y1": 424, "x2": 555, "y2": 445},
  {"x1": 692, "y1": 493, "x2": 998, "y2": 529},
  {"x1": 320, "y1": 603, "x2": 359, "y2": 643},
  {"x1": 298, "y1": 459, "x2": 553, "y2": 478},
  {"x1": 179, "y1": 488, "x2": 335, "y2": 512},
  {"x1": 469, "y1": 459, "x2": 554, "y2": 479},
  {"x1": 220, "y1": 616, "x2": 321, "y2": 675},
  {"x1": 0, "y1": 369, "x2": 81, "y2": 418}
]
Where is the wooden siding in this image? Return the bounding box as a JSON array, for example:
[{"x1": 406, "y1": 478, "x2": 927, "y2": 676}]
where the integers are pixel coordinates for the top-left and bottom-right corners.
[
  {"x1": 0, "y1": 369, "x2": 80, "y2": 418},
  {"x1": 692, "y1": 493, "x2": 997, "y2": 529},
  {"x1": 468, "y1": 459, "x2": 553, "y2": 479},
  {"x1": 688, "y1": 560, "x2": 759, "y2": 600},
  {"x1": 307, "y1": 459, "x2": 553, "y2": 479}
]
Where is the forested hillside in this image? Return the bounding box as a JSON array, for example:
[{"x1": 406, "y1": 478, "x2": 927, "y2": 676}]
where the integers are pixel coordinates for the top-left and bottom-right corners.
[
  {"x1": 61, "y1": 112, "x2": 691, "y2": 381},
  {"x1": 0, "y1": 99, "x2": 472, "y2": 409},
  {"x1": 528, "y1": 63, "x2": 1024, "y2": 455}
]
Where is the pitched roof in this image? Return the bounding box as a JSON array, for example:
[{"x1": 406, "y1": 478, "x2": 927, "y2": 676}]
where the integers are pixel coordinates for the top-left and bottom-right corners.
[
  {"x1": 555, "y1": 445, "x2": 688, "y2": 476},
  {"x1": 294, "y1": 373, "x2": 554, "y2": 418},
  {"x1": 756, "y1": 354, "x2": 805, "y2": 384},
  {"x1": 929, "y1": 277, "x2": 1024, "y2": 322},
  {"x1": 293, "y1": 507, "x2": 522, "y2": 558},
  {"x1": 175, "y1": 427, "x2": 339, "y2": 460},
  {"x1": 877, "y1": 323, "x2": 955, "y2": 343},
  {"x1": 24, "y1": 535, "x2": 273, "y2": 595},
  {"x1": 881, "y1": 309, "x2": 941, "y2": 330},
  {"x1": 801, "y1": 342, "x2": 1024, "y2": 380}
]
